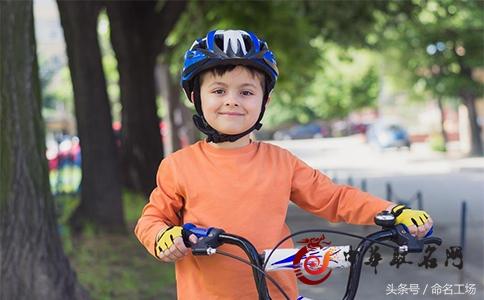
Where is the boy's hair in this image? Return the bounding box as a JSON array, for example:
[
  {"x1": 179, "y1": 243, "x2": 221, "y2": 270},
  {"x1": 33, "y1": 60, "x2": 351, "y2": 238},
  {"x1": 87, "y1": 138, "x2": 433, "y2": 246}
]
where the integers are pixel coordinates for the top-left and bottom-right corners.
[{"x1": 199, "y1": 64, "x2": 266, "y2": 92}]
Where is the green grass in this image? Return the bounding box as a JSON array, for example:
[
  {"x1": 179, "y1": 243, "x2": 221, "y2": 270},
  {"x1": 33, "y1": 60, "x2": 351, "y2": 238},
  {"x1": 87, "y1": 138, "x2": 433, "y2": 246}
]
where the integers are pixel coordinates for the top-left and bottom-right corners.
[
  {"x1": 57, "y1": 191, "x2": 176, "y2": 300},
  {"x1": 50, "y1": 166, "x2": 82, "y2": 195}
]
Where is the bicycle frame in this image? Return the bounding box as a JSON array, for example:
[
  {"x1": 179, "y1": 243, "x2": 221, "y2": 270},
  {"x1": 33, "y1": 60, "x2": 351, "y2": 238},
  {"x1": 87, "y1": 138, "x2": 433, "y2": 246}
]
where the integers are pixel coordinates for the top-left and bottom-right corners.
[
  {"x1": 262, "y1": 246, "x2": 351, "y2": 300},
  {"x1": 262, "y1": 246, "x2": 351, "y2": 272}
]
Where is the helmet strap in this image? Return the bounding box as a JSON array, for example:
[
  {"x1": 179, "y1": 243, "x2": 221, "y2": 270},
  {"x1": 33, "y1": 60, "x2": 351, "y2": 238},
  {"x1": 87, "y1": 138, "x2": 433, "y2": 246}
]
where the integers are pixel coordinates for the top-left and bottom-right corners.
[{"x1": 192, "y1": 77, "x2": 268, "y2": 143}]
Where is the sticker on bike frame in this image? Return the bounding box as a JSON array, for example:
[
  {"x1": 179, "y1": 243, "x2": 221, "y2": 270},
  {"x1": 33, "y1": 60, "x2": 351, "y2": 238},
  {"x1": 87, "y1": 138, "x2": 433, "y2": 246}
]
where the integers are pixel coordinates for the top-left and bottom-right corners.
[{"x1": 263, "y1": 235, "x2": 351, "y2": 285}]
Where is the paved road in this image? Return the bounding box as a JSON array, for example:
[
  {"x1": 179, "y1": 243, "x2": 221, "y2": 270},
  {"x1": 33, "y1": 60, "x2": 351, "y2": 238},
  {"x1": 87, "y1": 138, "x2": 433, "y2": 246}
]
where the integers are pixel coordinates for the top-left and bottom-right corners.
[{"x1": 268, "y1": 137, "x2": 484, "y2": 300}]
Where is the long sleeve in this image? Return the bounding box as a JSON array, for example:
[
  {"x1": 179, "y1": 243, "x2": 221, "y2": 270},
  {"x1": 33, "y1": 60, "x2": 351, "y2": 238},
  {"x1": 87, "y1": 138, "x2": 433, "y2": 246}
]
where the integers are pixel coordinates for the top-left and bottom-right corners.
[
  {"x1": 290, "y1": 156, "x2": 391, "y2": 225},
  {"x1": 134, "y1": 156, "x2": 185, "y2": 258}
]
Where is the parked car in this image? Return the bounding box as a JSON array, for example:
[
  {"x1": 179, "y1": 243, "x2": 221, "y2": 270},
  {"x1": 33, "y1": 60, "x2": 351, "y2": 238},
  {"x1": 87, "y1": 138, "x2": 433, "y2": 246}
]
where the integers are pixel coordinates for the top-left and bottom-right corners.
[
  {"x1": 273, "y1": 122, "x2": 329, "y2": 140},
  {"x1": 366, "y1": 122, "x2": 411, "y2": 150}
]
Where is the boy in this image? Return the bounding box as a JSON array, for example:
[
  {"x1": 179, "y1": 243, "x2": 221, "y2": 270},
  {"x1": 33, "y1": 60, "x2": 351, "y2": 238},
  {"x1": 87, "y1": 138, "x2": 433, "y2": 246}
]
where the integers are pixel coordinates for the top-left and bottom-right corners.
[{"x1": 135, "y1": 30, "x2": 433, "y2": 299}]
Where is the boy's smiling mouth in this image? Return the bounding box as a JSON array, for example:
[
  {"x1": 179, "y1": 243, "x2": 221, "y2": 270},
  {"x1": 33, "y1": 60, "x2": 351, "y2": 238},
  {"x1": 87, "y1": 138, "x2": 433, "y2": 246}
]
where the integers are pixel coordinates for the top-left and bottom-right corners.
[{"x1": 218, "y1": 111, "x2": 245, "y2": 116}]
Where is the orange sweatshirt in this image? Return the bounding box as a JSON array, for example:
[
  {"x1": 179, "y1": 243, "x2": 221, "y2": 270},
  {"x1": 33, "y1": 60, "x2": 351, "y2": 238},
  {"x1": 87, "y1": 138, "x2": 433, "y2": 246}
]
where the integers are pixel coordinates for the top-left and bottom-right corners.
[{"x1": 135, "y1": 140, "x2": 391, "y2": 299}]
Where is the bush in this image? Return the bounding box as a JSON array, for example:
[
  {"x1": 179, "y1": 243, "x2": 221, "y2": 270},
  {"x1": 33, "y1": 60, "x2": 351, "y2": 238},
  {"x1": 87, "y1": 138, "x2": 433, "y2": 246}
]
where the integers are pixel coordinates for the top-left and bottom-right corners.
[{"x1": 429, "y1": 134, "x2": 447, "y2": 152}]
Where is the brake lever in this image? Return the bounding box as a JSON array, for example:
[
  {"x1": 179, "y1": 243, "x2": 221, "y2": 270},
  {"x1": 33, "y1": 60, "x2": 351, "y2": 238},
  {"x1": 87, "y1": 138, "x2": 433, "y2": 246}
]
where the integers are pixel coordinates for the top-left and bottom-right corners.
[
  {"x1": 392, "y1": 224, "x2": 442, "y2": 253},
  {"x1": 392, "y1": 225, "x2": 423, "y2": 253},
  {"x1": 421, "y1": 236, "x2": 442, "y2": 246}
]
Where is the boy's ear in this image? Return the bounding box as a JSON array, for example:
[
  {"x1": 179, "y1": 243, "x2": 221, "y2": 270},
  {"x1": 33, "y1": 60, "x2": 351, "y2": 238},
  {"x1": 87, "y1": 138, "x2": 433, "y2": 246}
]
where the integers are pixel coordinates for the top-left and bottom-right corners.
[{"x1": 190, "y1": 91, "x2": 195, "y2": 103}]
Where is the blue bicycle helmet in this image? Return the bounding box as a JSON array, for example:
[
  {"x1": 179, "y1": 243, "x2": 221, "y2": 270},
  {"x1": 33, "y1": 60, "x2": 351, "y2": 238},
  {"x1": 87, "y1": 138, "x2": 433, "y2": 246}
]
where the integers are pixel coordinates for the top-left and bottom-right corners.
[
  {"x1": 180, "y1": 30, "x2": 279, "y2": 143},
  {"x1": 181, "y1": 29, "x2": 278, "y2": 101}
]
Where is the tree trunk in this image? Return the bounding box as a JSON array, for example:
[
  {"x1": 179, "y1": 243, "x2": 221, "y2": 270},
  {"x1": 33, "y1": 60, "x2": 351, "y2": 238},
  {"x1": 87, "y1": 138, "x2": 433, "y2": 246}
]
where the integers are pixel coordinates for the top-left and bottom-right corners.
[
  {"x1": 157, "y1": 63, "x2": 180, "y2": 153},
  {"x1": 0, "y1": 1, "x2": 89, "y2": 299},
  {"x1": 107, "y1": 1, "x2": 186, "y2": 195},
  {"x1": 107, "y1": 3, "x2": 162, "y2": 195},
  {"x1": 436, "y1": 96, "x2": 448, "y2": 152},
  {"x1": 461, "y1": 91, "x2": 483, "y2": 156},
  {"x1": 180, "y1": 92, "x2": 199, "y2": 144},
  {"x1": 156, "y1": 63, "x2": 197, "y2": 154},
  {"x1": 57, "y1": 0, "x2": 126, "y2": 233},
  {"x1": 457, "y1": 57, "x2": 483, "y2": 157}
]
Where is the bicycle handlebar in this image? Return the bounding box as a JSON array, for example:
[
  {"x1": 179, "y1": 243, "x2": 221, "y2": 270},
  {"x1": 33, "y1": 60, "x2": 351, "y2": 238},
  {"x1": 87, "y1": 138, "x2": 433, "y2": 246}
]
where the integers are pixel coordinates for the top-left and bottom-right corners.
[{"x1": 181, "y1": 211, "x2": 442, "y2": 300}]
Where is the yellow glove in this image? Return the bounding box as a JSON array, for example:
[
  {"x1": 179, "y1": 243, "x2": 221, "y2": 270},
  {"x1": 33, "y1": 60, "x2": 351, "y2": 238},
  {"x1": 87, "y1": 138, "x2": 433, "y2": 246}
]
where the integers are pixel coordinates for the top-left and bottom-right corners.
[
  {"x1": 391, "y1": 204, "x2": 430, "y2": 228},
  {"x1": 155, "y1": 226, "x2": 183, "y2": 257}
]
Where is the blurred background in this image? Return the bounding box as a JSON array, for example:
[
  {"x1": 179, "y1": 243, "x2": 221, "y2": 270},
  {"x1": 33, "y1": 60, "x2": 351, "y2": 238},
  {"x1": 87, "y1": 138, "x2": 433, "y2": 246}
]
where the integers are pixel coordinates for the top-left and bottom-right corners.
[{"x1": 11, "y1": 0, "x2": 484, "y2": 299}]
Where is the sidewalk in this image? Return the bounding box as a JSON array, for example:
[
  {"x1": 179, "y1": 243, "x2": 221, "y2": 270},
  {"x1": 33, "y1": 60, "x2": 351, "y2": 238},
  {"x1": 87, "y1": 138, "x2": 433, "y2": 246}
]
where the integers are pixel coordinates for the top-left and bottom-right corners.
[
  {"x1": 450, "y1": 156, "x2": 484, "y2": 173},
  {"x1": 432, "y1": 141, "x2": 484, "y2": 173}
]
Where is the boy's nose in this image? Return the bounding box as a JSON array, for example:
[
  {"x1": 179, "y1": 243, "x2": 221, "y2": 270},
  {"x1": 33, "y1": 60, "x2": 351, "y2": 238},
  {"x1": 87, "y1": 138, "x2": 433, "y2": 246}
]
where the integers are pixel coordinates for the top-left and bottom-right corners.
[
  {"x1": 223, "y1": 94, "x2": 240, "y2": 106},
  {"x1": 224, "y1": 101, "x2": 239, "y2": 107}
]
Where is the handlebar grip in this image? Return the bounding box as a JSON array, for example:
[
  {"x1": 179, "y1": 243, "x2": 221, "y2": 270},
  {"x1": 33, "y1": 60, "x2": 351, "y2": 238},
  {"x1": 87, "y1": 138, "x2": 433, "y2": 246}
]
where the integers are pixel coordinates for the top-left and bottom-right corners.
[
  {"x1": 183, "y1": 223, "x2": 211, "y2": 237},
  {"x1": 182, "y1": 223, "x2": 226, "y2": 255},
  {"x1": 182, "y1": 223, "x2": 214, "y2": 247},
  {"x1": 393, "y1": 224, "x2": 440, "y2": 253},
  {"x1": 181, "y1": 227, "x2": 192, "y2": 248}
]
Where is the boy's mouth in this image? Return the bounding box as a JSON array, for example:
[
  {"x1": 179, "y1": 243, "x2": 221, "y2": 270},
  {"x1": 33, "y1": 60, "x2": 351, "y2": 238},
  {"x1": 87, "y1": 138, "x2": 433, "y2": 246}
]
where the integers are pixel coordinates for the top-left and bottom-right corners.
[{"x1": 218, "y1": 112, "x2": 244, "y2": 116}]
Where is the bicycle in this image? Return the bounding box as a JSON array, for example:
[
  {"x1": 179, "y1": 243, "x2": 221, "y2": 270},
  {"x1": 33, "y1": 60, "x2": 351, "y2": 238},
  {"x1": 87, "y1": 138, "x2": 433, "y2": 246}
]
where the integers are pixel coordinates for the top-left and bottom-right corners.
[{"x1": 180, "y1": 210, "x2": 441, "y2": 300}]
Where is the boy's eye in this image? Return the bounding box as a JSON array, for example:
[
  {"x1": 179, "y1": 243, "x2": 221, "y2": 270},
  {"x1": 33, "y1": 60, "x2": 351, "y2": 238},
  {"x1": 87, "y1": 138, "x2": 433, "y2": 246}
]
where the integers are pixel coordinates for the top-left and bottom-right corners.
[
  {"x1": 241, "y1": 90, "x2": 254, "y2": 96},
  {"x1": 213, "y1": 89, "x2": 225, "y2": 95}
]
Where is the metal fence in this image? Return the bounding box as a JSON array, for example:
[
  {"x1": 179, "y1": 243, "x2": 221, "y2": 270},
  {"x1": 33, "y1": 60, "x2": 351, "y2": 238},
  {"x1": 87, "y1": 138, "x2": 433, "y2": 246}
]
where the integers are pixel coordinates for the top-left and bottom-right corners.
[{"x1": 324, "y1": 170, "x2": 469, "y2": 251}]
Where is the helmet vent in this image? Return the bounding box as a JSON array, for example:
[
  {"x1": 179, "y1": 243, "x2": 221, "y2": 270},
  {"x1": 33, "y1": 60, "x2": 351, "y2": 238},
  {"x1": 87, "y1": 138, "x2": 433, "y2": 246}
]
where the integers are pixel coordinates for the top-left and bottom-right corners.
[{"x1": 214, "y1": 30, "x2": 252, "y2": 57}]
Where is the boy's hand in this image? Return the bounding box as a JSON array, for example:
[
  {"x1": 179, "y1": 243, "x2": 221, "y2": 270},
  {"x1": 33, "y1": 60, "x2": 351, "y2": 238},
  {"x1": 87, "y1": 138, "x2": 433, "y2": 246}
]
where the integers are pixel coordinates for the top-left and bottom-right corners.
[
  {"x1": 388, "y1": 204, "x2": 434, "y2": 239},
  {"x1": 155, "y1": 226, "x2": 198, "y2": 262}
]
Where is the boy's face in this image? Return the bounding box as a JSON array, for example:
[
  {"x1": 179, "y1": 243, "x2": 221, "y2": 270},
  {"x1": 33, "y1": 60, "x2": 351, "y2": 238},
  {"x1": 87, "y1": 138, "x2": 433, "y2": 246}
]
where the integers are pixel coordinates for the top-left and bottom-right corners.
[{"x1": 197, "y1": 66, "x2": 265, "y2": 135}]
